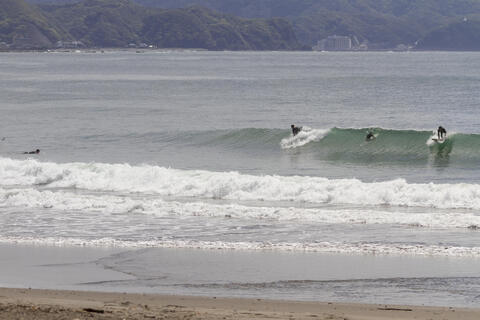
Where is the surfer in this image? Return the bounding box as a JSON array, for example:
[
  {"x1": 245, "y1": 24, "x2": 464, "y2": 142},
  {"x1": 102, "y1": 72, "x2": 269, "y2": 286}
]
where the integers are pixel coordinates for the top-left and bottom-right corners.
[
  {"x1": 365, "y1": 131, "x2": 375, "y2": 141},
  {"x1": 24, "y1": 149, "x2": 40, "y2": 154},
  {"x1": 291, "y1": 124, "x2": 302, "y2": 136},
  {"x1": 437, "y1": 126, "x2": 447, "y2": 140}
]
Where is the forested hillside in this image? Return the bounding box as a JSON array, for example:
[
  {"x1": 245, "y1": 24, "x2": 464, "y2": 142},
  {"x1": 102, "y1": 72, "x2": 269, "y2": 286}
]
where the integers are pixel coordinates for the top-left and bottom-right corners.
[
  {"x1": 10, "y1": 0, "x2": 480, "y2": 50},
  {"x1": 2, "y1": 0, "x2": 302, "y2": 50},
  {"x1": 126, "y1": 0, "x2": 480, "y2": 48},
  {"x1": 416, "y1": 19, "x2": 480, "y2": 50},
  {"x1": 0, "y1": 0, "x2": 66, "y2": 48}
]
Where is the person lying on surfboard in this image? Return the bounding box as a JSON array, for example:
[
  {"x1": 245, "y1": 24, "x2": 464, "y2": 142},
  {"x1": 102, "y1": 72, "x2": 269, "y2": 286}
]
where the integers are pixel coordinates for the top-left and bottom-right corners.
[
  {"x1": 23, "y1": 149, "x2": 40, "y2": 154},
  {"x1": 437, "y1": 126, "x2": 447, "y2": 140},
  {"x1": 366, "y1": 131, "x2": 375, "y2": 141},
  {"x1": 291, "y1": 124, "x2": 302, "y2": 136}
]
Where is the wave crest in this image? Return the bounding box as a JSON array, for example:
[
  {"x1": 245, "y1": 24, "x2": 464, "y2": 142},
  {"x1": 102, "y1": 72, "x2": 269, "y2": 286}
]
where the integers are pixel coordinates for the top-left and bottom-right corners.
[{"x1": 280, "y1": 127, "x2": 330, "y2": 149}]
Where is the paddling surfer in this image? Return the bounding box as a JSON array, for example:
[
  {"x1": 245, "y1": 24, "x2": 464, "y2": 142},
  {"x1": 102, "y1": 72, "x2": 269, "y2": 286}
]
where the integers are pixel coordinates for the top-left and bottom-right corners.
[
  {"x1": 24, "y1": 149, "x2": 40, "y2": 154},
  {"x1": 366, "y1": 131, "x2": 375, "y2": 141}
]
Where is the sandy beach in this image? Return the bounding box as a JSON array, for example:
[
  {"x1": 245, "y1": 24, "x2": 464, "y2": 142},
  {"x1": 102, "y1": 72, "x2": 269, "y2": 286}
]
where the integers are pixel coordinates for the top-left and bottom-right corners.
[
  {"x1": 1, "y1": 244, "x2": 479, "y2": 306},
  {"x1": 1, "y1": 287, "x2": 479, "y2": 320},
  {"x1": 0, "y1": 244, "x2": 479, "y2": 319}
]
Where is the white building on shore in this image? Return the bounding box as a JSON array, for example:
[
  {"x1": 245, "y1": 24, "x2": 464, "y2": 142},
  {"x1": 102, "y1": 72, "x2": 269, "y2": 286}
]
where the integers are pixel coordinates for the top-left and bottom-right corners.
[{"x1": 313, "y1": 35, "x2": 353, "y2": 51}]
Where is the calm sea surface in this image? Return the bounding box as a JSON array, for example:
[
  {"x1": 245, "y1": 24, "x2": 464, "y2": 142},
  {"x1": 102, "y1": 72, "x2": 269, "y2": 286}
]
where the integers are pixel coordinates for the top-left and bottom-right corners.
[{"x1": 0, "y1": 51, "x2": 479, "y2": 306}]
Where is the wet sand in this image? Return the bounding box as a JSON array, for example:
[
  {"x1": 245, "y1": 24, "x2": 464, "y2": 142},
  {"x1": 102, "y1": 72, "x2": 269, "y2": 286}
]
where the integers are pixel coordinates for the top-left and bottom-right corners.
[
  {"x1": 1, "y1": 244, "x2": 480, "y2": 308},
  {"x1": 1, "y1": 287, "x2": 479, "y2": 320},
  {"x1": 1, "y1": 243, "x2": 479, "y2": 318}
]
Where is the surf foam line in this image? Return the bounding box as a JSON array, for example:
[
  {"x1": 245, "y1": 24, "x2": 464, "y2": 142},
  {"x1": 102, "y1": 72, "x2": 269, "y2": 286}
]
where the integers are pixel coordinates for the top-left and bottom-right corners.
[
  {"x1": 2, "y1": 187, "x2": 480, "y2": 229},
  {"x1": 2, "y1": 157, "x2": 480, "y2": 210},
  {"x1": 1, "y1": 236, "x2": 479, "y2": 257}
]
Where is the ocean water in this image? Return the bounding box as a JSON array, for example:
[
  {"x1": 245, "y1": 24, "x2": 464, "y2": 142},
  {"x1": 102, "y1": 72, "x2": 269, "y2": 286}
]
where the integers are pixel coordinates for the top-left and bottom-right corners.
[{"x1": 1, "y1": 51, "x2": 480, "y2": 306}]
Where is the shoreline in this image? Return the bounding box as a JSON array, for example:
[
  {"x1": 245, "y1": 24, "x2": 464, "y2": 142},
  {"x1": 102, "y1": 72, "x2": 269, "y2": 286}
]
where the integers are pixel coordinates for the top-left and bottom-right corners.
[
  {"x1": 1, "y1": 287, "x2": 479, "y2": 320},
  {"x1": 1, "y1": 244, "x2": 480, "y2": 308},
  {"x1": 2, "y1": 48, "x2": 478, "y2": 53}
]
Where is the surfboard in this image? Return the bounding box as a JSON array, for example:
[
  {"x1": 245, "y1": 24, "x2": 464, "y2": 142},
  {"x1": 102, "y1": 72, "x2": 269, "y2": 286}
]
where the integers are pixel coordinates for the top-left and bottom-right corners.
[{"x1": 365, "y1": 133, "x2": 378, "y2": 141}]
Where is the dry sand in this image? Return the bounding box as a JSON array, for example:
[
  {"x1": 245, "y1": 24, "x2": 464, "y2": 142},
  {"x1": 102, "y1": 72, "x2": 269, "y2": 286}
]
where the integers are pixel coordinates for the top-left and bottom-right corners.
[{"x1": 0, "y1": 287, "x2": 479, "y2": 320}]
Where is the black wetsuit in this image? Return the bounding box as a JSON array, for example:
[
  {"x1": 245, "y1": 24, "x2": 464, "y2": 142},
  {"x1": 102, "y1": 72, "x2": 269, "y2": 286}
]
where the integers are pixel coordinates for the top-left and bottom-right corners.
[
  {"x1": 291, "y1": 126, "x2": 301, "y2": 136},
  {"x1": 437, "y1": 127, "x2": 446, "y2": 139},
  {"x1": 366, "y1": 132, "x2": 374, "y2": 141},
  {"x1": 24, "y1": 150, "x2": 40, "y2": 154}
]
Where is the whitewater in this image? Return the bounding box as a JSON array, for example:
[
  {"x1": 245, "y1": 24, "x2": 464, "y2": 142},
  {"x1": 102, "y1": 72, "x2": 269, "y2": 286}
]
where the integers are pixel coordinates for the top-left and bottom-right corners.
[
  {"x1": 0, "y1": 155, "x2": 479, "y2": 257},
  {"x1": 2, "y1": 157, "x2": 480, "y2": 210}
]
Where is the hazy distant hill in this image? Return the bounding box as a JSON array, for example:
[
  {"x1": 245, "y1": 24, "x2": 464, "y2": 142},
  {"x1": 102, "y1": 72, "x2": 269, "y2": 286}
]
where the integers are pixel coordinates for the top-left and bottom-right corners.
[
  {"x1": 0, "y1": 0, "x2": 66, "y2": 48},
  {"x1": 417, "y1": 19, "x2": 480, "y2": 51},
  {"x1": 125, "y1": 0, "x2": 480, "y2": 48},
  {"x1": 2, "y1": 0, "x2": 301, "y2": 50},
  {"x1": 29, "y1": 0, "x2": 480, "y2": 49},
  {"x1": 140, "y1": 6, "x2": 300, "y2": 50},
  {"x1": 40, "y1": 0, "x2": 147, "y2": 47},
  {"x1": 16, "y1": 0, "x2": 480, "y2": 50}
]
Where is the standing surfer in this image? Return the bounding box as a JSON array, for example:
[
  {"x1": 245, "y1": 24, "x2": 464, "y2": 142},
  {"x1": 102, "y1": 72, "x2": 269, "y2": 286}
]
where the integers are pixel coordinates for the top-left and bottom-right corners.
[
  {"x1": 291, "y1": 124, "x2": 302, "y2": 136},
  {"x1": 437, "y1": 126, "x2": 447, "y2": 140}
]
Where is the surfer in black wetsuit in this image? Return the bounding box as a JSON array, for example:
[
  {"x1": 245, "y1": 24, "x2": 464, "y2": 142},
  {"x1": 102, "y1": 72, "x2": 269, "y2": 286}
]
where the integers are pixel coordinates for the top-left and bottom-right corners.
[
  {"x1": 291, "y1": 124, "x2": 302, "y2": 136},
  {"x1": 24, "y1": 149, "x2": 40, "y2": 154},
  {"x1": 365, "y1": 131, "x2": 375, "y2": 141},
  {"x1": 437, "y1": 126, "x2": 447, "y2": 140}
]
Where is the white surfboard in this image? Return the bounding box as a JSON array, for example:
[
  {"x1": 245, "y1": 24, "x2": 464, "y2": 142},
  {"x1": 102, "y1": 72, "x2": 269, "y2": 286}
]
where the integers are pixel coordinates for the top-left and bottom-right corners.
[{"x1": 431, "y1": 136, "x2": 445, "y2": 144}]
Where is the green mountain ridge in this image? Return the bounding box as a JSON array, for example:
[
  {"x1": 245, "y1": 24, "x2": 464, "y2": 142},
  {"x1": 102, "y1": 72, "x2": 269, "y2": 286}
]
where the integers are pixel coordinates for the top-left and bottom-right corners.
[
  {"x1": 1, "y1": 0, "x2": 302, "y2": 50},
  {"x1": 125, "y1": 0, "x2": 480, "y2": 48},
  {"x1": 0, "y1": 0, "x2": 66, "y2": 48},
  {"x1": 417, "y1": 18, "x2": 480, "y2": 50},
  {"x1": 6, "y1": 0, "x2": 480, "y2": 50},
  {"x1": 41, "y1": 0, "x2": 147, "y2": 47}
]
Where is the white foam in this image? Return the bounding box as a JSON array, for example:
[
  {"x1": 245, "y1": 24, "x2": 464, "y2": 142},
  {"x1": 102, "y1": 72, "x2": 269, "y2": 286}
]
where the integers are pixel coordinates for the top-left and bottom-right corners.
[
  {"x1": 1, "y1": 187, "x2": 479, "y2": 229},
  {"x1": 2, "y1": 157, "x2": 480, "y2": 210},
  {"x1": 1, "y1": 236, "x2": 479, "y2": 257},
  {"x1": 426, "y1": 132, "x2": 439, "y2": 146},
  {"x1": 426, "y1": 131, "x2": 457, "y2": 146},
  {"x1": 280, "y1": 127, "x2": 330, "y2": 149}
]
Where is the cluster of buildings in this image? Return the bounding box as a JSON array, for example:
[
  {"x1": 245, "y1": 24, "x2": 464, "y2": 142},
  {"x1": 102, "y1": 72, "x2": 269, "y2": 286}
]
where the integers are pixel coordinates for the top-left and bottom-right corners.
[
  {"x1": 1, "y1": 39, "x2": 156, "y2": 50},
  {"x1": 128, "y1": 43, "x2": 155, "y2": 49},
  {"x1": 313, "y1": 35, "x2": 412, "y2": 51},
  {"x1": 313, "y1": 35, "x2": 368, "y2": 51},
  {"x1": 55, "y1": 41, "x2": 85, "y2": 49}
]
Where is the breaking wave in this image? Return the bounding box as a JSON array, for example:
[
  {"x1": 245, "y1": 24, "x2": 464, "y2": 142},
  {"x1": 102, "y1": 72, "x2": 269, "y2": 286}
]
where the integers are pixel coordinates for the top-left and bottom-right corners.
[
  {"x1": 129, "y1": 127, "x2": 480, "y2": 164},
  {"x1": 2, "y1": 157, "x2": 480, "y2": 210},
  {"x1": 280, "y1": 127, "x2": 480, "y2": 163},
  {"x1": 1, "y1": 187, "x2": 480, "y2": 228},
  {"x1": 1, "y1": 236, "x2": 480, "y2": 257}
]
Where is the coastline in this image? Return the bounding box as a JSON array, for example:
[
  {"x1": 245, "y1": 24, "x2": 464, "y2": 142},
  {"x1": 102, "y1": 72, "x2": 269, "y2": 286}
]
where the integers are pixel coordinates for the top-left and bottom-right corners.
[{"x1": 1, "y1": 287, "x2": 479, "y2": 320}]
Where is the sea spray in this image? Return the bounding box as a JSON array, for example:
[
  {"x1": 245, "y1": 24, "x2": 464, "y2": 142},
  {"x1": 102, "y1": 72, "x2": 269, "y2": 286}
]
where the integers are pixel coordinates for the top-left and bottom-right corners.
[{"x1": 280, "y1": 127, "x2": 331, "y2": 149}]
